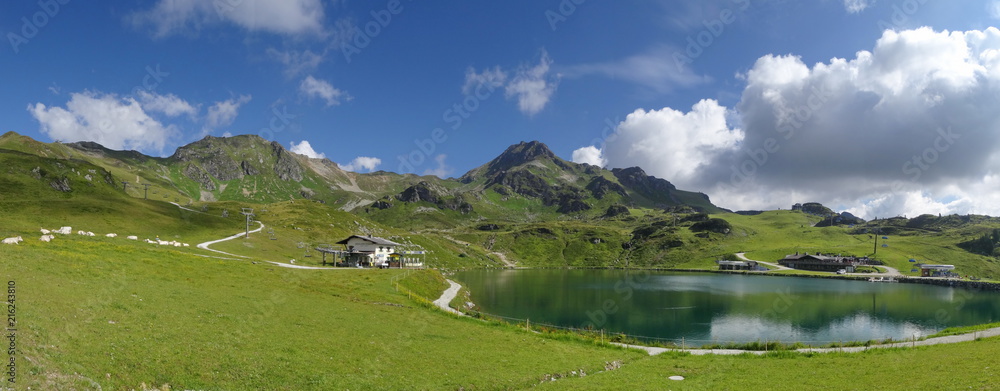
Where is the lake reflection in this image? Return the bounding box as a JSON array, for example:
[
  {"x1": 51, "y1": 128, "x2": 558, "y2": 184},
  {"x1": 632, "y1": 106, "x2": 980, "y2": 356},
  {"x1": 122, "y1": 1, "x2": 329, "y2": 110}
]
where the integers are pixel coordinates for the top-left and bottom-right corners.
[{"x1": 453, "y1": 269, "x2": 1000, "y2": 345}]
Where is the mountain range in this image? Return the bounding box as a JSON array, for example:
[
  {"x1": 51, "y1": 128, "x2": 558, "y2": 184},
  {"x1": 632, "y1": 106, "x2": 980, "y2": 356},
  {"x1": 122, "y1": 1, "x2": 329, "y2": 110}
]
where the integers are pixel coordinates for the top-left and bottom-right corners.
[
  {"x1": 0, "y1": 131, "x2": 722, "y2": 221},
  {"x1": 6, "y1": 130, "x2": 1000, "y2": 276}
]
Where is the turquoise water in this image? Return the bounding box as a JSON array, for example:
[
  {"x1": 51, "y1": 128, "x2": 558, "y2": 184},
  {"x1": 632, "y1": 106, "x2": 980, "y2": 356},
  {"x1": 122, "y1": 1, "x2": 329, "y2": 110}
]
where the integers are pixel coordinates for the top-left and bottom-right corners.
[{"x1": 453, "y1": 269, "x2": 1000, "y2": 345}]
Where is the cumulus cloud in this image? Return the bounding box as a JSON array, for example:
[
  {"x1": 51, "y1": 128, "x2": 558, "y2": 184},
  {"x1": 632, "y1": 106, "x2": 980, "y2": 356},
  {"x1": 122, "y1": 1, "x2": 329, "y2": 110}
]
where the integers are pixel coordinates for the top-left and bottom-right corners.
[
  {"x1": 592, "y1": 27, "x2": 1000, "y2": 219},
  {"x1": 129, "y1": 0, "x2": 326, "y2": 37},
  {"x1": 136, "y1": 91, "x2": 197, "y2": 118},
  {"x1": 843, "y1": 0, "x2": 872, "y2": 13},
  {"x1": 300, "y1": 76, "x2": 351, "y2": 106},
  {"x1": 572, "y1": 146, "x2": 607, "y2": 167},
  {"x1": 205, "y1": 95, "x2": 252, "y2": 133},
  {"x1": 602, "y1": 99, "x2": 742, "y2": 185},
  {"x1": 505, "y1": 51, "x2": 559, "y2": 116},
  {"x1": 289, "y1": 140, "x2": 326, "y2": 159},
  {"x1": 423, "y1": 154, "x2": 454, "y2": 178},
  {"x1": 28, "y1": 91, "x2": 178, "y2": 153},
  {"x1": 340, "y1": 156, "x2": 382, "y2": 172}
]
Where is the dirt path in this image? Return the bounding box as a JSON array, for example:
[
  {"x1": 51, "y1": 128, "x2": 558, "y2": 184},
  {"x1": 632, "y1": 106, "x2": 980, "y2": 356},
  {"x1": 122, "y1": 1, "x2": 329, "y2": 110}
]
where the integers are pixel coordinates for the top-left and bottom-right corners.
[
  {"x1": 736, "y1": 252, "x2": 790, "y2": 271},
  {"x1": 616, "y1": 326, "x2": 1000, "y2": 356},
  {"x1": 434, "y1": 279, "x2": 463, "y2": 315},
  {"x1": 437, "y1": 232, "x2": 517, "y2": 268},
  {"x1": 490, "y1": 250, "x2": 517, "y2": 268},
  {"x1": 195, "y1": 221, "x2": 265, "y2": 258}
]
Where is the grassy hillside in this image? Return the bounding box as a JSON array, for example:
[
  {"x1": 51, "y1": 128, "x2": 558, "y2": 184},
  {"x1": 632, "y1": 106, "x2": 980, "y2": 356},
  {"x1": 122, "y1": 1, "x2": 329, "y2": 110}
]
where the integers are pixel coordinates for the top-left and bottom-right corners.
[
  {"x1": 1, "y1": 238, "x2": 644, "y2": 390},
  {"x1": 539, "y1": 340, "x2": 1000, "y2": 390},
  {"x1": 4, "y1": 223, "x2": 999, "y2": 390}
]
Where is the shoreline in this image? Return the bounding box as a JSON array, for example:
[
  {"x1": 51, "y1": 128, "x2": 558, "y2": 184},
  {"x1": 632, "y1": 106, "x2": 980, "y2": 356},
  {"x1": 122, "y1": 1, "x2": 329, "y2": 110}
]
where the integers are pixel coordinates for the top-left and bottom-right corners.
[
  {"x1": 439, "y1": 269, "x2": 1000, "y2": 355},
  {"x1": 464, "y1": 265, "x2": 1000, "y2": 291}
]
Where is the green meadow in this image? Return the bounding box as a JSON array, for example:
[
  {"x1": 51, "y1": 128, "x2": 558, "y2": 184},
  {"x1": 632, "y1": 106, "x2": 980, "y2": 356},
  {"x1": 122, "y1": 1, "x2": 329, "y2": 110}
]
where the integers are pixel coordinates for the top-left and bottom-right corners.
[
  {"x1": 5, "y1": 227, "x2": 998, "y2": 390},
  {"x1": 3, "y1": 170, "x2": 999, "y2": 389}
]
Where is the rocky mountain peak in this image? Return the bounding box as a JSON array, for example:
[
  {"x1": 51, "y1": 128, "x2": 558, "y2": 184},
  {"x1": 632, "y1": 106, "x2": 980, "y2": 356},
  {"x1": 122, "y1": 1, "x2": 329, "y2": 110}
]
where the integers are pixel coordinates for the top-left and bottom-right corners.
[
  {"x1": 461, "y1": 141, "x2": 566, "y2": 183},
  {"x1": 612, "y1": 167, "x2": 676, "y2": 192}
]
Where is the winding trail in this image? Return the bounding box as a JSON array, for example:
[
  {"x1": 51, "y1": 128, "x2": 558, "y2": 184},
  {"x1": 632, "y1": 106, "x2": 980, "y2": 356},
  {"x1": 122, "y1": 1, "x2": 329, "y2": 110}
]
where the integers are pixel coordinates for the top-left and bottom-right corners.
[
  {"x1": 736, "y1": 252, "x2": 790, "y2": 271},
  {"x1": 192, "y1": 221, "x2": 343, "y2": 270},
  {"x1": 617, "y1": 326, "x2": 1000, "y2": 356},
  {"x1": 183, "y1": 203, "x2": 998, "y2": 357},
  {"x1": 195, "y1": 221, "x2": 265, "y2": 258},
  {"x1": 169, "y1": 202, "x2": 204, "y2": 214},
  {"x1": 434, "y1": 279, "x2": 463, "y2": 315}
]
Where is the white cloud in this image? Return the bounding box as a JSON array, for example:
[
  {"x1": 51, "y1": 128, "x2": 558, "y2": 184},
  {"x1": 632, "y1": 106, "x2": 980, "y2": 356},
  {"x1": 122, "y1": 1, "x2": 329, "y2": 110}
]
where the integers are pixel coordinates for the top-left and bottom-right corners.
[
  {"x1": 571, "y1": 146, "x2": 607, "y2": 167},
  {"x1": 205, "y1": 94, "x2": 252, "y2": 133},
  {"x1": 267, "y1": 48, "x2": 324, "y2": 77},
  {"x1": 563, "y1": 46, "x2": 707, "y2": 93},
  {"x1": 423, "y1": 154, "x2": 454, "y2": 178},
  {"x1": 129, "y1": 0, "x2": 326, "y2": 38},
  {"x1": 136, "y1": 91, "x2": 198, "y2": 118},
  {"x1": 339, "y1": 156, "x2": 382, "y2": 172},
  {"x1": 505, "y1": 51, "x2": 559, "y2": 116},
  {"x1": 299, "y1": 76, "x2": 351, "y2": 106},
  {"x1": 463, "y1": 66, "x2": 507, "y2": 95},
  {"x1": 28, "y1": 91, "x2": 177, "y2": 154},
  {"x1": 990, "y1": 1, "x2": 1000, "y2": 19},
  {"x1": 843, "y1": 0, "x2": 872, "y2": 14},
  {"x1": 289, "y1": 140, "x2": 325, "y2": 159},
  {"x1": 602, "y1": 99, "x2": 742, "y2": 185},
  {"x1": 593, "y1": 27, "x2": 1000, "y2": 219}
]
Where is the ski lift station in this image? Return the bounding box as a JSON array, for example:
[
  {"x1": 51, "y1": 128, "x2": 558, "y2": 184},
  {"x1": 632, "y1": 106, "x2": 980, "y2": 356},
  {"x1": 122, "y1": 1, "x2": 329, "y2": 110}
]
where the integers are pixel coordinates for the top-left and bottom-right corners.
[
  {"x1": 918, "y1": 264, "x2": 957, "y2": 278},
  {"x1": 315, "y1": 235, "x2": 425, "y2": 268}
]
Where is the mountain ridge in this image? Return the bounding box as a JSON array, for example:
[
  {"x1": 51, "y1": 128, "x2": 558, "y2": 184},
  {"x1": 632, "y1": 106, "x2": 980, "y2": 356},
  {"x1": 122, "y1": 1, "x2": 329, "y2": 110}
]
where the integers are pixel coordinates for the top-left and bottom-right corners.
[{"x1": 0, "y1": 132, "x2": 723, "y2": 217}]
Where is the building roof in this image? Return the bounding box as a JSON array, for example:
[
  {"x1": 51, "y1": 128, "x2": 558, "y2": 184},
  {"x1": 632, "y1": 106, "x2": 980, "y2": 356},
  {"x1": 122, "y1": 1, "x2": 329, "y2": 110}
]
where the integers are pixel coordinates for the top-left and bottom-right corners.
[
  {"x1": 781, "y1": 254, "x2": 840, "y2": 262},
  {"x1": 920, "y1": 264, "x2": 955, "y2": 270},
  {"x1": 336, "y1": 235, "x2": 403, "y2": 246}
]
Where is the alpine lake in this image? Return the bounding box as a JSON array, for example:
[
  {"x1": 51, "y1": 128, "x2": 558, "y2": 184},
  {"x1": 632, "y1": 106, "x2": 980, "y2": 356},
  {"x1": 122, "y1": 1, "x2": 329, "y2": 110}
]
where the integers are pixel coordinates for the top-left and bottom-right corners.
[{"x1": 453, "y1": 269, "x2": 1000, "y2": 346}]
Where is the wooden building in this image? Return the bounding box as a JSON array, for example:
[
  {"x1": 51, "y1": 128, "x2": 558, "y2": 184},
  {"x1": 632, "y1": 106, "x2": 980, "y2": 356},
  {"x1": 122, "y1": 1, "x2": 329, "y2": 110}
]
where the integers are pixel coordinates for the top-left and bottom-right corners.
[
  {"x1": 316, "y1": 235, "x2": 423, "y2": 268},
  {"x1": 778, "y1": 253, "x2": 871, "y2": 273}
]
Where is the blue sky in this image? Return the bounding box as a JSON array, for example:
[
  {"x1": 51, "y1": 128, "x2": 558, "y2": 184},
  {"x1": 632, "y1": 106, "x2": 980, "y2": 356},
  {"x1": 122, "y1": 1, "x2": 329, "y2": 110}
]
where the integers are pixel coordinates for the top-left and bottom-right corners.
[{"x1": 4, "y1": 0, "x2": 1000, "y2": 218}]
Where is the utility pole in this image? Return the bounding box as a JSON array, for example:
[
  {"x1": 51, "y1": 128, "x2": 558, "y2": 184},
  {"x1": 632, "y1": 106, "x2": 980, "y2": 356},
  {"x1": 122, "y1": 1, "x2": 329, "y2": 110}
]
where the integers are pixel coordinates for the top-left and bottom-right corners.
[
  {"x1": 241, "y1": 208, "x2": 255, "y2": 238},
  {"x1": 873, "y1": 221, "x2": 881, "y2": 255},
  {"x1": 142, "y1": 183, "x2": 151, "y2": 199}
]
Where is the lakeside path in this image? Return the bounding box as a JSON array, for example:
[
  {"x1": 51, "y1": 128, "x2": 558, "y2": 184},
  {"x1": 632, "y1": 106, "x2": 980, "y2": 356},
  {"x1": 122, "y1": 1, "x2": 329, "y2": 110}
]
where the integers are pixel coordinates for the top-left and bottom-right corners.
[
  {"x1": 616, "y1": 326, "x2": 1000, "y2": 356},
  {"x1": 434, "y1": 279, "x2": 463, "y2": 315},
  {"x1": 735, "y1": 252, "x2": 790, "y2": 271},
  {"x1": 430, "y1": 275, "x2": 1000, "y2": 355}
]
